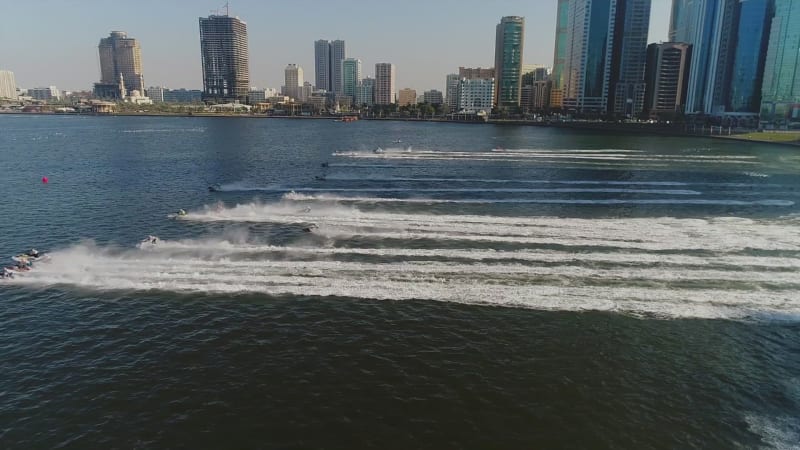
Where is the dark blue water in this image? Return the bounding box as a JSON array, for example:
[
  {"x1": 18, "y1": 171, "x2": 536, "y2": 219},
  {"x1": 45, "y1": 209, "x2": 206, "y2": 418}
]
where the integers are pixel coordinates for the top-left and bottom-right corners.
[{"x1": 1, "y1": 115, "x2": 799, "y2": 449}]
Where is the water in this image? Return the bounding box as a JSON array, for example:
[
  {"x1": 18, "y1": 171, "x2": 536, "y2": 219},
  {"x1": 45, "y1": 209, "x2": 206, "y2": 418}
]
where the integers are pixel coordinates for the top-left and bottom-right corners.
[{"x1": 1, "y1": 115, "x2": 799, "y2": 449}]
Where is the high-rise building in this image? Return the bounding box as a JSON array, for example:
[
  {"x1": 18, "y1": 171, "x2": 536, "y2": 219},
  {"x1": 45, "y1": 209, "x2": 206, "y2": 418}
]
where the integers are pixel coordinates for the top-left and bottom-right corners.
[
  {"x1": 342, "y1": 58, "x2": 362, "y2": 100},
  {"x1": 458, "y1": 78, "x2": 495, "y2": 114},
  {"x1": 609, "y1": 0, "x2": 652, "y2": 117},
  {"x1": 375, "y1": 63, "x2": 396, "y2": 105},
  {"x1": 283, "y1": 64, "x2": 303, "y2": 100},
  {"x1": 760, "y1": 0, "x2": 800, "y2": 123},
  {"x1": 550, "y1": 0, "x2": 570, "y2": 109},
  {"x1": 728, "y1": 0, "x2": 774, "y2": 113},
  {"x1": 98, "y1": 31, "x2": 145, "y2": 95},
  {"x1": 445, "y1": 73, "x2": 460, "y2": 111},
  {"x1": 199, "y1": 14, "x2": 249, "y2": 103},
  {"x1": 521, "y1": 67, "x2": 552, "y2": 113},
  {"x1": 423, "y1": 90, "x2": 444, "y2": 105},
  {"x1": 669, "y1": 0, "x2": 737, "y2": 114},
  {"x1": 494, "y1": 16, "x2": 525, "y2": 109},
  {"x1": 561, "y1": 0, "x2": 651, "y2": 115},
  {"x1": 0, "y1": 70, "x2": 16, "y2": 99},
  {"x1": 644, "y1": 42, "x2": 692, "y2": 118},
  {"x1": 355, "y1": 77, "x2": 375, "y2": 106},
  {"x1": 330, "y1": 40, "x2": 345, "y2": 94},
  {"x1": 709, "y1": 0, "x2": 741, "y2": 114},
  {"x1": 314, "y1": 40, "x2": 331, "y2": 91},
  {"x1": 314, "y1": 40, "x2": 346, "y2": 93},
  {"x1": 397, "y1": 88, "x2": 417, "y2": 106},
  {"x1": 562, "y1": 1, "x2": 616, "y2": 113},
  {"x1": 671, "y1": 0, "x2": 775, "y2": 115},
  {"x1": 459, "y1": 67, "x2": 495, "y2": 80}
]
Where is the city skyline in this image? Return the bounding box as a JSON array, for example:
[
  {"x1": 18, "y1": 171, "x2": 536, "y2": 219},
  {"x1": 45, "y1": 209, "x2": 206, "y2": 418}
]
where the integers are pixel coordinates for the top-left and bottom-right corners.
[{"x1": 0, "y1": 0, "x2": 671, "y2": 93}]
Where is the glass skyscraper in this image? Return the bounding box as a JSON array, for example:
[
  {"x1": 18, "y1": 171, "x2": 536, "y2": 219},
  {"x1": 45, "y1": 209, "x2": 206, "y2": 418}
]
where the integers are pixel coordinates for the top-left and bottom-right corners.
[
  {"x1": 729, "y1": 0, "x2": 774, "y2": 112},
  {"x1": 494, "y1": 16, "x2": 525, "y2": 109},
  {"x1": 760, "y1": 0, "x2": 800, "y2": 123},
  {"x1": 550, "y1": 0, "x2": 570, "y2": 109},
  {"x1": 609, "y1": 0, "x2": 652, "y2": 116},
  {"x1": 341, "y1": 58, "x2": 362, "y2": 100},
  {"x1": 562, "y1": 0, "x2": 616, "y2": 113},
  {"x1": 669, "y1": 0, "x2": 723, "y2": 114}
]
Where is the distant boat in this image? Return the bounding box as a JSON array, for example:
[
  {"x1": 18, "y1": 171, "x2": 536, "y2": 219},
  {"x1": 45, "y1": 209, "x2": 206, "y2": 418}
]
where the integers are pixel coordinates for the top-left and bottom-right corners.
[
  {"x1": 374, "y1": 147, "x2": 384, "y2": 154},
  {"x1": 393, "y1": 139, "x2": 402, "y2": 144}
]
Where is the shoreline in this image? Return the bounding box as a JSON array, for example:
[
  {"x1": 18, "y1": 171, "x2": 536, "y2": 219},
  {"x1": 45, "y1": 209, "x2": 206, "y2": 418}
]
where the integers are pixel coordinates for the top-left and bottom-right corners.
[{"x1": 2, "y1": 110, "x2": 798, "y2": 147}]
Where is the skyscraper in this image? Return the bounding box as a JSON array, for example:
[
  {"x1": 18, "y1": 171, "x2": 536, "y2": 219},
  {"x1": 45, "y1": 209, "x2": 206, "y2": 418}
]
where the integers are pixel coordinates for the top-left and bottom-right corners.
[
  {"x1": 375, "y1": 63, "x2": 396, "y2": 105},
  {"x1": 494, "y1": 16, "x2": 525, "y2": 109},
  {"x1": 331, "y1": 40, "x2": 345, "y2": 94},
  {"x1": 562, "y1": 1, "x2": 617, "y2": 113},
  {"x1": 728, "y1": 0, "x2": 774, "y2": 113},
  {"x1": 314, "y1": 40, "x2": 331, "y2": 91},
  {"x1": 644, "y1": 42, "x2": 692, "y2": 118},
  {"x1": 98, "y1": 31, "x2": 145, "y2": 95},
  {"x1": 342, "y1": 58, "x2": 362, "y2": 99},
  {"x1": 760, "y1": 0, "x2": 800, "y2": 123},
  {"x1": 550, "y1": 0, "x2": 570, "y2": 109},
  {"x1": 670, "y1": 0, "x2": 775, "y2": 115},
  {"x1": 199, "y1": 13, "x2": 249, "y2": 103},
  {"x1": 670, "y1": 0, "x2": 716, "y2": 113},
  {"x1": 609, "y1": 0, "x2": 652, "y2": 117},
  {"x1": 283, "y1": 64, "x2": 303, "y2": 100},
  {"x1": 314, "y1": 40, "x2": 346, "y2": 93},
  {"x1": 0, "y1": 70, "x2": 16, "y2": 99}
]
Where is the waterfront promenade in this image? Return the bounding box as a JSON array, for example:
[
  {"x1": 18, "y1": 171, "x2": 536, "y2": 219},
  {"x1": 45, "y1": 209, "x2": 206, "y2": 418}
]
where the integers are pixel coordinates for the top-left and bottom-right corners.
[{"x1": 3, "y1": 108, "x2": 798, "y2": 146}]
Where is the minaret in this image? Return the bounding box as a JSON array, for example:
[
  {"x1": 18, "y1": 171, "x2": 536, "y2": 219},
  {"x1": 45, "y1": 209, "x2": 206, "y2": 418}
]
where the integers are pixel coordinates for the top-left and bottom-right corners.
[{"x1": 118, "y1": 73, "x2": 127, "y2": 99}]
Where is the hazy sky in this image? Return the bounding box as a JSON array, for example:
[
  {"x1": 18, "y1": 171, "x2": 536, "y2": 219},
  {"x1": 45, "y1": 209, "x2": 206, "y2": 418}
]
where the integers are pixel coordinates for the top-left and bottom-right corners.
[{"x1": 0, "y1": 0, "x2": 671, "y2": 93}]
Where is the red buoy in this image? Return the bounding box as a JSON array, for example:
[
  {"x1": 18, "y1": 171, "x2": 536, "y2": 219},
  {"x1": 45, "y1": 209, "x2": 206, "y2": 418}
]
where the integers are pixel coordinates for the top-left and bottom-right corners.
[{"x1": 42, "y1": 176, "x2": 48, "y2": 184}]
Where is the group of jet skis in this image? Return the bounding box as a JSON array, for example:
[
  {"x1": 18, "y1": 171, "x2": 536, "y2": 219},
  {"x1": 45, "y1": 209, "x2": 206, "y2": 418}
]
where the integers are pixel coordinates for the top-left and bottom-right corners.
[{"x1": 2, "y1": 249, "x2": 48, "y2": 279}]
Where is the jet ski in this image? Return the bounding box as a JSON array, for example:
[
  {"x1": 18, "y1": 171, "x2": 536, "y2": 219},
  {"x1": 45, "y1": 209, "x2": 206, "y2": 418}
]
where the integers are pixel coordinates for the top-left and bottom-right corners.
[
  {"x1": 12, "y1": 249, "x2": 48, "y2": 263},
  {"x1": 302, "y1": 224, "x2": 318, "y2": 233},
  {"x1": 208, "y1": 184, "x2": 222, "y2": 192},
  {"x1": 373, "y1": 147, "x2": 384, "y2": 154},
  {"x1": 140, "y1": 235, "x2": 159, "y2": 245},
  {"x1": 167, "y1": 209, "x2": 187, "y2": 219},
  {"x1": 6, "y1": 262, "x2": 31, "y2": 273}
]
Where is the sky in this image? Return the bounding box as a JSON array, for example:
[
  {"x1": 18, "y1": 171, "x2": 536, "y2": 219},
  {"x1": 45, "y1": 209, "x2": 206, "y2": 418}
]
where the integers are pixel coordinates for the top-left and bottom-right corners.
[{"x1": 0, "y1": 0, "x2": 672, "y2": 93}]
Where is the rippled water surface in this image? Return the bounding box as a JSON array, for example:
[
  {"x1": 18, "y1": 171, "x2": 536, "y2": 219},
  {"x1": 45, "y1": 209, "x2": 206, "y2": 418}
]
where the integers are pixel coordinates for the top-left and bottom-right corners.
[{"x1": 1, "y1": 115, "x2": 799, "y2": 449}]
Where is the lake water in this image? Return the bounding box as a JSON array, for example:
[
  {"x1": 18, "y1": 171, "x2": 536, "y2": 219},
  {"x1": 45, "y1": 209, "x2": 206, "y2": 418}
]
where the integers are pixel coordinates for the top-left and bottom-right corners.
[{"x1": 1, "y1": 115, "x2": 799, "y2": 449}]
